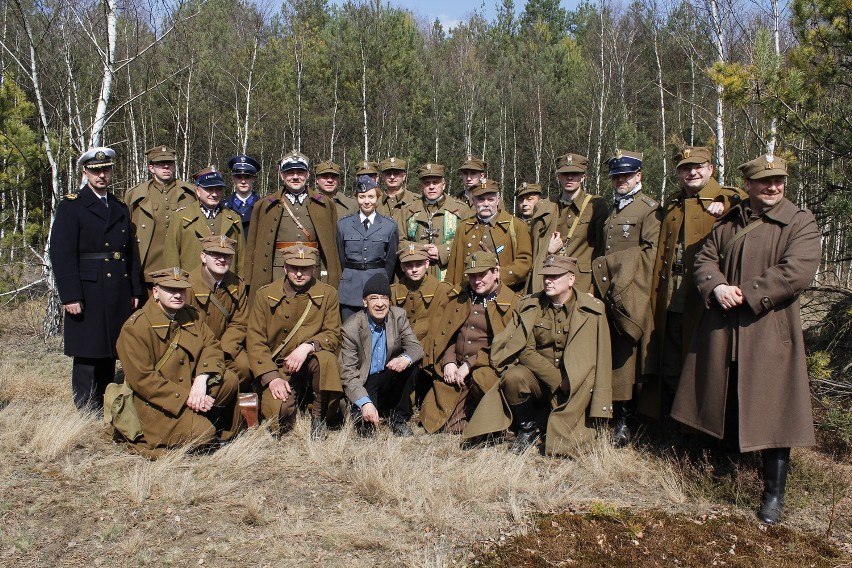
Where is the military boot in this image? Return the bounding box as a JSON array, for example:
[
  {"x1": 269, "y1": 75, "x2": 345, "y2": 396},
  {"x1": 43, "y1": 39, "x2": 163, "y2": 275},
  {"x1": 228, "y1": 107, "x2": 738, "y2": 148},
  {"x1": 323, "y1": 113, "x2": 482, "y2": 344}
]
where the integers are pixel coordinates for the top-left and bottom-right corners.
[
  {"x1": 611, "y1": 402, "x2": 634, "y2": 448},
  {"x1": 757, "y1": 447, "x2": 790, "y2": 524},
  {"x1": 509, "y1": 399, "x2": 540, "y2": 454}
]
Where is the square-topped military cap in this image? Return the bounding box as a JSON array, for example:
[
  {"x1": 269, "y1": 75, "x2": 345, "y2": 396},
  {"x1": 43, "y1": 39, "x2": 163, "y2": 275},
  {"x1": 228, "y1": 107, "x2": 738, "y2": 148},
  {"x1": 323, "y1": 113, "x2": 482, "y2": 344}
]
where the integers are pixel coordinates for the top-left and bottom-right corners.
[
  {"x1": 470, "y1": 178, "x2": 500, "y2": 198},
  {"x1": 540, "y1": 255, "x2": 577, "y2": 276},
  {"x1": 149, "y1": 267, "x2": 192, "y2": 288},
  {"x1": 281, "y1": 244, "x2": 318, "y2": 266},
  {"x1": 675, "y1": 146, "x2": 712, "y2": 168},
  {"x1": 200, "y1": 235, "x2": 236, "y2": 255},
  {"x1": 78, "y1": 147, "x2": 115, "y2": 169},
  {"x1": 555, "y1": 153, "x2": 588, "y2": 174},
  {"x1": 146, "y1": 145, "x2": 177, "y2": 163},
  {"x1": 458, "y1": 156, "x2": 487, "y2": 172},
  {"x1": 607, "y1": 149, "x2": 643, "y2": 176},
  {"x1": 355, "y1": 160, "x2": 379, "y2": 175},
  {"x1": 515, "y1": 182, "x2": 543, "y2": 198},
  {"x1": 464, "y1": 251, "x2": 499, "y2": 275},
  {"x1": 314, "y1": 160, "x2": 341, "y2": 176},
  {"x1": 280, "y1": 150, "x2": 310, "y2": 172},
  {"x1": 193, "y1": 166, "x2": 225, "y2": 188},
  {"x1": 379, "y1": 157, "x2": 407, "y2": 172},
  {"x1": 418, "y1": 163, "x2": 446, "y2": 179},
  {"x1": 398, "y1": 242, "x2": 431, "y2": 263},
  {"x1": 738, "y1": 154, "x2": 788, "y2": 180}
]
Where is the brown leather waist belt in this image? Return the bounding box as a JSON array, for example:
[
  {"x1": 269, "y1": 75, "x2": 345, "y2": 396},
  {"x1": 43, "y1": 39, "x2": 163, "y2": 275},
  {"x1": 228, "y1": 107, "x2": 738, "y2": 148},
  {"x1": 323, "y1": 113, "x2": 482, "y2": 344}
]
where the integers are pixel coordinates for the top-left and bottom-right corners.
[
  {"x1": 344, "y1": 261, "x2": 384, "y2": 270},
  {"x1": 275, "y1": 241, "x2": 318, "y2": 250},
  {"x1": 80, "y1": 252, "x2": 125, "y2": 261}
]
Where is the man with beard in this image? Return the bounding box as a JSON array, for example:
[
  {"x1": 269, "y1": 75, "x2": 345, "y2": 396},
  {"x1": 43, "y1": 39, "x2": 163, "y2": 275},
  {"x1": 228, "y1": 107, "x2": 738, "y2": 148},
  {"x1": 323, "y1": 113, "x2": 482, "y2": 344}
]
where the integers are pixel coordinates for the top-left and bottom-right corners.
[
  {"x1": 222, "y1": 154, "x2": 261, "y2": 235},
  {"x1": 164, "y1": 166, "x2": 245, "y2": 276},
  {"x1": 444, "y1": 178, "x2": 532, "y2": 292},
  {"x1": 592, "y1": 150, "x2": 661, "y2": 447}
]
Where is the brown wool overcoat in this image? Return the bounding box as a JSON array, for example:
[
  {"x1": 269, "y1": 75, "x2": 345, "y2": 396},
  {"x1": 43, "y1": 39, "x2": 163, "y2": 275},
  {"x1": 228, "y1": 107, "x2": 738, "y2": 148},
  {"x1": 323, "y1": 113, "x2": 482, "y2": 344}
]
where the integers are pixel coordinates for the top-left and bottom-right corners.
[
  {"x1": 125, "y1": 179, "x2": 197, "y2": 279},
  {"x1": 163, "y1": 202, "x2": 246, "y2": 277},
  {"x1": 463, "y1": 292, "x2": 613, "y2": 454},
  {"x1": 528, "y1": 190, "x2": 609, "y2": 294},
  {"x1": 398, "y1": 195, "x2": 472, "y2": 281},
  {"x1": 116, "y1": 302, "x2": 239, "y2": 455},
  {"x1": 671, "y1": 198, "x2": 821, "y2": 451},
  {"x1": 244, "y1": 189, "x2": 341, "y2": 296},
  {"x1": 419, "y1": 284, "x2": 518, "y2": 432},
  {"x1": 592, "y1": 191, "x2": 661, "y2": 400},
  {"x1": 444, "y1": 210, "x2": 533, "y2": 292}
]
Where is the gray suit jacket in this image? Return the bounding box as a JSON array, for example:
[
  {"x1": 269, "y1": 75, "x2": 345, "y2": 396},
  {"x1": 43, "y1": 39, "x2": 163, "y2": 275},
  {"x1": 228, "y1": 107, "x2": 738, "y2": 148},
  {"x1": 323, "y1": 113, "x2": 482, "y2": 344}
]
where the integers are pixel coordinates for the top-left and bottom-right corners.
[
  {"x1": 339, "y1": 306, "x2": 424, "y2": 404},
  {"x1": 336, "y1": 212, "x2": 398, "y2": 307}
]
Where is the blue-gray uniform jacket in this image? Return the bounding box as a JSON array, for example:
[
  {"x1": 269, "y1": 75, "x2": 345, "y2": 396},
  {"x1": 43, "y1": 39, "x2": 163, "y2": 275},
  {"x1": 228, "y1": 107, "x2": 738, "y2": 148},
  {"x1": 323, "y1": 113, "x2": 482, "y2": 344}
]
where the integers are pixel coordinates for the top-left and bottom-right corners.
[
  {"x1": 222, "y1": 191, "x2": 259, "y2": 235},
  {"x1": 336, "y1": 212, "x2": 398, "y2": 307}
]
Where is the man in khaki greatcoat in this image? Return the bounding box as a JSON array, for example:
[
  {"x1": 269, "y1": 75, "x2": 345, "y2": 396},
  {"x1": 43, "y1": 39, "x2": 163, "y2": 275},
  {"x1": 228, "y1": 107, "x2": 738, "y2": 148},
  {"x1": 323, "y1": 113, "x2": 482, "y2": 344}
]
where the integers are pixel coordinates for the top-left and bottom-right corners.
[
  {"x1": 444, "y1": 178, "x2": 532, "y2": 292},
  {"x1": 639, "y1": 146, "x2": 745, "y2": 420},
  {"x1": 419, "y1": 252, "x2": 518, "y2": 434},
  {"x1": 672, "y1": 154, "x2": 821, "y2": 525},
  {"x1": 185, "y1": 236, "x2": 251, "y2": 389},
  {"x1": 246, "y1": 245, "x2": 342, "y2": 437},
  {"x1": 376, "y1": 157, "x2": 418, "y2": 222},
  {"x1": 592, "y1": 150, "x2": 661, "y2": 447},
  {"x1": 164, "y1": 166, "x2": 245, "y2": 277},
  {"x1": 457, "y1": 156, "x2": 487, "y2": 207},
  {"x1": 528, "y1": 153, "x2": 608, "y2": 294},
  {"x1": 314, "y1": 160, "x2": 357, "y2": 219},
  {"x1": 245, "y1": 151, "x2": 341, "y2": 297},
  {"x1": 463, "y1": 256, "x2": 613, "y2": 455},
  {"x1": 125, "y1": 146, "x2": 197, "y2": 285},
  {"x1": 398, "y1": 163, "x2": 472, "y2": 281},
  {"x1": 515, "y1": 182, "x2": 542, "y2": 224},
  {"x1": 116, "y1": 268, "x2": 241, "y2": 458}
]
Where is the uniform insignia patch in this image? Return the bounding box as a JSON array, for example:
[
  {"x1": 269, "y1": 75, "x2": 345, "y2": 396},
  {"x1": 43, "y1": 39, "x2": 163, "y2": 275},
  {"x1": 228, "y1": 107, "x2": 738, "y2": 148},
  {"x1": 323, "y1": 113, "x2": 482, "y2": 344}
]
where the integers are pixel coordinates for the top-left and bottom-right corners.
[{"x1": 682, "y1": 149, "x2": 691, "y2": 159}]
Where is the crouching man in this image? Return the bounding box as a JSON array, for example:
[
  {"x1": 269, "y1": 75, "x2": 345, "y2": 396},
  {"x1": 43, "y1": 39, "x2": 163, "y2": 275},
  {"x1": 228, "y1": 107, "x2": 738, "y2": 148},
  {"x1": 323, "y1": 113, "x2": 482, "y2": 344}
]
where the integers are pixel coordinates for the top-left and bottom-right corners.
[
  {"x1": 116, "y1": 268, "x2": 241, "y2": 458},
  {"x1": 246, "y1": 245, "x2": 343, "y2": 437},
  {"x1": 464, "y1": 256, "x2": 613, "y2": 455},
  {"x1": 340, "y1": 274, "x2": 424, "y2": 437}
]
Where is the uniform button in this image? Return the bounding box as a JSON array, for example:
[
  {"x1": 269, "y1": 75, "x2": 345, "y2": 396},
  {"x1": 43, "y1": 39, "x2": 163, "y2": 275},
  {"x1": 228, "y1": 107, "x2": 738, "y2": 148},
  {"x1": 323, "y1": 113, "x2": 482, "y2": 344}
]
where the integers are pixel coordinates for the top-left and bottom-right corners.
[
  {"x1": 106, "y1": 273, "x2": 111, "y2": 277},
  {"x1": 203, "y1": 362, "x2": 208, "y2": 367},
  {"x1": 706, "y1": 275, "x2": 712, "y2": 280},
  {"x1": 285, "y1": 314, "x2": 289, "y2": 319},
  {"x1": 467, "y1": 243, "x2": 471, "y2": 248},
  {"x1": 602, "y1": 276, "x2": 607, "y2": 282},
  {"x1": 753, "y1": 284, "x2": 759, "y2": 289},
  {"x1": 105, "y1": 242, "x2": 109, "y2": 246},
  {"x1": 175, "y1": 393, "x2": 180, "y2": 398},
  {"x1": 180, "y1": 358, "x2": 185, "y2": 364},
  {"x1": 606, "y1": 245, "x2": 611, "y2": 250},
  {"x1": 141, "y1": 224, "x2": 146, "y2": 228},
  {"x1": 179, "y1": 378, "x2": 183, "y2": 382}
]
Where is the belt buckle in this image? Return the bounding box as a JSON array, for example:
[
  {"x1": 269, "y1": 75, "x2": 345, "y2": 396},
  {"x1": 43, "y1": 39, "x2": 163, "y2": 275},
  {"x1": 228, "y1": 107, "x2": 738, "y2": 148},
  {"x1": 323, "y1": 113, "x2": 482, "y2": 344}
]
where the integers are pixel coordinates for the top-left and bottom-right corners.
[{"x1": 112, "y1": 251, "x2": 122, "y2": 260}]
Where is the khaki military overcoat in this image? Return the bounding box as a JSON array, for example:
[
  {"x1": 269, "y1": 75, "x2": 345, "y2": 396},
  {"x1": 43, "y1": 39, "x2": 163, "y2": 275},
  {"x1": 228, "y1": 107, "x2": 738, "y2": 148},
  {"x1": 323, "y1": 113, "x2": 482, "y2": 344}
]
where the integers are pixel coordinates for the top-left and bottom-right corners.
[
  {"x1": 125, "y1": 179, "x2": 197, "y2": 280},
  {"x1": 592, "y1": 191, "x2": 661, "y2": 400},
  {"x1": 116, "y1": 301, "x2": 240, "y2": 456},
  {"x1": 163, "y1": 202, "x2": 245, "y2": 277},
  {"x1": 463, "y1": 292, "x2": 613, "y2": 454},
  {"x1": 528, "y1": 190, "x2": 608, "y2": 294},
  {"x1": 244, "y1": 190, "x2": 341, "y2": 295},
  {"x1": 444, "y1": 210, "x2": 533, "y2": 292},
  {"x1": 671, "y1": 198, "x2": 820, "y2": 451},
  {"x1": 390, "y1": 274, "x2": 453, "y2": 346},
  {"x1": 419, "y1": 284, "x2": 517, "y2": 432}
]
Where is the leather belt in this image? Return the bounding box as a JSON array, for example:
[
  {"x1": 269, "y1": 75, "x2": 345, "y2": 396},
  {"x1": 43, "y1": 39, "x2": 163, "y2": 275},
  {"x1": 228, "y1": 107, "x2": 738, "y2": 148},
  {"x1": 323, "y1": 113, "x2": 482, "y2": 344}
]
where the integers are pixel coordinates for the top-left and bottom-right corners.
[
  {"x1": 344, "y1": 261, "x2": 384, "y2": 270},
  {"x1": 275, "y1": 241, "x2": 318, "y2": 250},
  {"x1": 672, "y1": 263, "x2": 685, "y2": 275},
  {"x1": 80, "y1": 252, "x2": 125, "y2": 261}
]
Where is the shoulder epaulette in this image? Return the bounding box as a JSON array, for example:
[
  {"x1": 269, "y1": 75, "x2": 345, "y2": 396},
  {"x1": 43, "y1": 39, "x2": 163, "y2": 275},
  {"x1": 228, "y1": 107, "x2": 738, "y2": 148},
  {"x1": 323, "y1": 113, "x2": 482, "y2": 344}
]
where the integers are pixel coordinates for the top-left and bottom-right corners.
[
  {"x1": 64, "y1": 193, "x2": 79, "y2": 200},
  {"x1": 641, "y1": 195, "x2": 658, "y2": 207},
  {"x1": 175, "y1": 206, "x2": 188, "y2": 213}
]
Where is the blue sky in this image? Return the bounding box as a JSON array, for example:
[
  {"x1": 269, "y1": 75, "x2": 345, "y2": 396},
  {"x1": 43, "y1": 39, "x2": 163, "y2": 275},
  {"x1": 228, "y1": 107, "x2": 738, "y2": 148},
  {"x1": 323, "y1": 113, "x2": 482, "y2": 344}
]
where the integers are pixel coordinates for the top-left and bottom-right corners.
[{"x1": 329, "y1": 1, "x2": 582, "y2": 31}]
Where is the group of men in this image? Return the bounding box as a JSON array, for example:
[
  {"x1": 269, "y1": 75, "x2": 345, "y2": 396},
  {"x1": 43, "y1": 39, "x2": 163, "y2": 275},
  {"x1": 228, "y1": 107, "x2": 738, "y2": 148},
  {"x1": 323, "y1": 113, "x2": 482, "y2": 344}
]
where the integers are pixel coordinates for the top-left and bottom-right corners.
[{"x1": 50, "y1": 142, "x2": 819, "y2": 525}]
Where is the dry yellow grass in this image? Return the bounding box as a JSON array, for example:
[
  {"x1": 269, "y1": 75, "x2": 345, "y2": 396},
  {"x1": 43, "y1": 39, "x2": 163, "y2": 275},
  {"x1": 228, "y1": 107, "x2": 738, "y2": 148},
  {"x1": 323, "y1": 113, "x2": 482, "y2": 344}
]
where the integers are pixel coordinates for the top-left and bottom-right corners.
[{"x1": 0, "y1": 300, "x2": 848, "y2": 566}]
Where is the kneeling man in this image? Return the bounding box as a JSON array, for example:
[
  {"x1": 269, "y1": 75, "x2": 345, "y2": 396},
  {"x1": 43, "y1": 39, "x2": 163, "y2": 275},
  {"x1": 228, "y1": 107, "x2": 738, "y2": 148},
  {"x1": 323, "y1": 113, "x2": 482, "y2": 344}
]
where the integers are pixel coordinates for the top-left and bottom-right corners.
[
  {"x1": 340, "y1": 274, "x2": 424, "y2": 436},
  {"x1": 116, "y1": 268, "x2": 241, "y2": 458}
]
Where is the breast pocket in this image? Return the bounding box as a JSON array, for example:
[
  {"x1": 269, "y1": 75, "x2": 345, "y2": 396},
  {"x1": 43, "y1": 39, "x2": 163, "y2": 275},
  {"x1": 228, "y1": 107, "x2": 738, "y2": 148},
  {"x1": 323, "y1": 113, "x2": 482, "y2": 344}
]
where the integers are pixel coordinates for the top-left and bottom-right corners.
[
  {"x1": 612, "y1": 217, "x2": 639, "y2": 243},
  {"x1": 533, "y1": 320, "x2": 553, "y2": 347}
]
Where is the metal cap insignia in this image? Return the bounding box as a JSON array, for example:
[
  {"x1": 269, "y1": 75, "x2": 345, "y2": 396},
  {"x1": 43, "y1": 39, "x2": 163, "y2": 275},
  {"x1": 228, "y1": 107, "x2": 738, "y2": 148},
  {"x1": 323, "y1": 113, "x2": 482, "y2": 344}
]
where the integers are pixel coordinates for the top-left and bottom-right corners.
[{"x1": 682, "y1": 149, "x2": 691, "y2": 159}]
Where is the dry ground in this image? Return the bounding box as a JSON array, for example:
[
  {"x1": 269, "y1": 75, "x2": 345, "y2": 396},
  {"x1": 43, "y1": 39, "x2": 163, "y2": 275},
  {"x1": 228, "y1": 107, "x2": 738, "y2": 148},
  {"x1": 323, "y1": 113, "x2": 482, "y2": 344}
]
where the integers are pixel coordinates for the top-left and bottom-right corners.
[{"x1": 0, "y1": 301, "x2": 850, "y2": 567}]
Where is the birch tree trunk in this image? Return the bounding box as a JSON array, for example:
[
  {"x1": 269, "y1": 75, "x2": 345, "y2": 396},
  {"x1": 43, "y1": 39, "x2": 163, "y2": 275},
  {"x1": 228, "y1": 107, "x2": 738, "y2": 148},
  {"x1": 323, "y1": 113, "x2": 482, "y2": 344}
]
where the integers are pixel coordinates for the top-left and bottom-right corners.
[
  {"x1": 90, "y1": 0, "x2": 117, "y2": 147},
  {"x1": 360, "y1": 38, "x2": 369, "y2": 159},
  {"x1": 709, "y1": 0, "x2": 727, "y2": 184},
  {"x1": 241, "y1": 34, "x2": 259, "y2": 153},
  {"x1": 653, "y1": 25, "x2": 667, "y2": 199},
  {"x1": 767, "y1": 0, "x2": 779, "y2": 155}
]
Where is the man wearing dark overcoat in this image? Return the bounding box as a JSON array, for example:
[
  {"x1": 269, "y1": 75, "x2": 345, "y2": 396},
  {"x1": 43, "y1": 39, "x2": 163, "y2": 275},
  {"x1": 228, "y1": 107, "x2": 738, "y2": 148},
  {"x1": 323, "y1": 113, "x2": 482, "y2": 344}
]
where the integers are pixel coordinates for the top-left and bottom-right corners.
[
  {"x1": 528, "y1": 153, "x2": 608, "y2": 294},
  {"x1": 245, "y1": 151, "x2": 341, "y2": 297},
  {"x1": 639, "y1": 146, "x2": 745, "y2": 419},
  {"x1": 672, "y1": 154, "x2": 821, "y2": 525},
  {"x1": 592, "y1": 150, "x2": 661, "y2": 447},
  {"x1": 222, "y1": 154, "x2": 261, "y2": 235},
  {"x1": 340, "y1": 274, "x2": 424, "y2": 437},
  {"x1": 50, "y1": 147, "x2": 143, "y2": 410}
]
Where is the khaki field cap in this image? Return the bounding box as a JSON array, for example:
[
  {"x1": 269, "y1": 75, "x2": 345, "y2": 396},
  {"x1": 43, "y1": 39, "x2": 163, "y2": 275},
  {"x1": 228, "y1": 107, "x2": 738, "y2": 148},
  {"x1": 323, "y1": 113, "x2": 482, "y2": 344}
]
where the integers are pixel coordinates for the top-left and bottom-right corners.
[
  {"x1": 458, "y1": 156, "x2": 487, "y2": 172},
  {"x1": 150, "y1": 267, "x2": 192, "y2": 288},
  {"x1": 78, "y1": 147, "x2": 115, "y2": 169},
  {"x1": 470, "y1": 178, "x2": 500, "y2": 198},
  {"x1": 146, "y1": 145, "x2": 177, "y2": 163},
  {"x1": 675, "y1": 146, "x2": 712, "y2": 168},
  {"x1": 398, "y1": 243, "x2": 431, "y2": 263},
  {"x1": 540, "y1": 255, "x2": 578, "y2": 276},
  {"x1": 200, "y1": 235, "x2": 236, "y2": 255},
  {"x1": 555, "y1": 153, "x2": 588, "y2": 174},
  {"x1": 314, "y1": 160, "x2": 341, "y2": 176},
  {"x1": 379, "y1": 157, "x2": 408, "y2": 172},
  {"x1": 418, "y1": 163, "x2": 446, "y2": 179},
  {"x1": 281, "y1": 244, "x2": 318, "y2": 267},
  {"x1": 464, "y1": 251, "x2": 499, "y2": 275},
  {"x1": 738, "y1": 154, "x2": 788, "y2": 180},
  {"x1": 515, "y1": 182, "x2": 543, "y2": 198},
  {"x1": 355, "y1": 160, "x2": 379, "y2": 176}
]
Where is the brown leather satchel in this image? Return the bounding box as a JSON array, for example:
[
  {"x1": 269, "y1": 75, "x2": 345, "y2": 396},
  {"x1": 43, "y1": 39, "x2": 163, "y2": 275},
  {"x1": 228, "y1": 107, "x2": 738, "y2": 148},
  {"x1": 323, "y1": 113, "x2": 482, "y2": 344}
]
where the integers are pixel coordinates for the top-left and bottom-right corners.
[{"x1": 238, "y1": 393, "x2": 259, "y2": 428}]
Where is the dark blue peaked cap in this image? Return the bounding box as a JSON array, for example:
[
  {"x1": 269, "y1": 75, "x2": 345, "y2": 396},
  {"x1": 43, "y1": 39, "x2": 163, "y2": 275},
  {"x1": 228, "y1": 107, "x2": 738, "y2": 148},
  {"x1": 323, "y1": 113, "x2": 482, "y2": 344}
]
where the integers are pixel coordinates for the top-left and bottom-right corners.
[
  {"x1": 228, "y1": 154, "x2": 260, "y2": 176},
  {"x1": 607, "y1": 149, "x2": 643, "y2": 176}
]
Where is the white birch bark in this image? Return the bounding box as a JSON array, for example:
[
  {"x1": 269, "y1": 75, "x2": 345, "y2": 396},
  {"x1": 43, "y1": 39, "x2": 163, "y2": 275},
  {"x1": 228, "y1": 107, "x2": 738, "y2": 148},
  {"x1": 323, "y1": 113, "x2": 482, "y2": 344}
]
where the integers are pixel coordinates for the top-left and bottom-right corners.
[
  {"x1": 242, "y1": 35, "x2": 259, "y2": 154},
  {"x1": 90, "y1": 0, "x2": 117, "y2": 147},
  {"x1": 709, "y1": 0, "x2": 727, "y2": 184},
  {"x1": 653, "y1": 25, "x2": 667, "y2": 199},
  {"x1": 767, "y1": 0, "x2": 779, "y2": 155},
  {"x1": 360, "y1": 38, "x2": 369, "y2": 159}
]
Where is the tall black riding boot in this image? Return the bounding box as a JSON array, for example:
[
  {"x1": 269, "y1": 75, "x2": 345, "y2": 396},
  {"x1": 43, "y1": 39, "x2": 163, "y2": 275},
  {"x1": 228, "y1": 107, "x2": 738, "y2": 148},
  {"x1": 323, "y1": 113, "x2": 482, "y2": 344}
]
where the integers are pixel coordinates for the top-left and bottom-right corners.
[
  {"x1": 757, "y1": 447, "x2": 790, "y2": 524},
  {"x1": 611, "y1": 401, "x2": 634, "y2": 448},
  {"x1": 509, "y1": 399, "x2": 540, "y2": 454}
]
